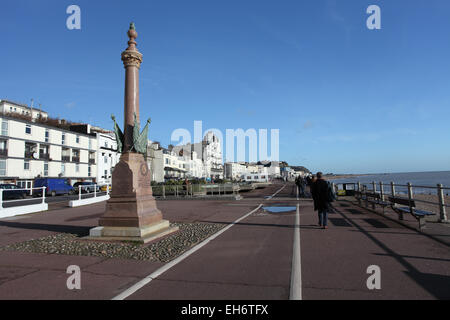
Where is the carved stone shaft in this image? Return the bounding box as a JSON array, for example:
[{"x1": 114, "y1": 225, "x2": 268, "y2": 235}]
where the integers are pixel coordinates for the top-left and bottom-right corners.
[{"x1": 121, "y1": 25, "x2": 143, "y2": 152}]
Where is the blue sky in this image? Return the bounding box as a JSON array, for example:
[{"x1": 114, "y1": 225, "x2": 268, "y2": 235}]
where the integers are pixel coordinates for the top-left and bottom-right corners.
[{"x1": 1, "y1": 0, "x2": 450, "y2": 174}]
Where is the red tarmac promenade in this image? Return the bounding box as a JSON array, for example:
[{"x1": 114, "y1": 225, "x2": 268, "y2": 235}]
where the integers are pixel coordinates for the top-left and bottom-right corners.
[{"x1": 0, "y1": 182, "x2": 449, "y2": 299}]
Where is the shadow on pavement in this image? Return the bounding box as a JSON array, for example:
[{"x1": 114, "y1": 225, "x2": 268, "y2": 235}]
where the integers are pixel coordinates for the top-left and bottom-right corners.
[
  {"x1": 374, "y1": 253, "x2": 450, "y2": 263},
  {"x1": 328, "y1": 218, "x2": 352, "y2": 227},
  {"x1": 0, "y1": 221, "x2": 91, "y2": 237},
  {"x1": 65, "y1": 213, "x2": 103, "y2": 222},
  {"x1": 333, "y1": 206, "x2": 450, "y2": 299},
  {"x1": 404, "y1": 271, "x2": 450, "y2": 299},
  {"x1": 346, "y1": 208, "x2": 365, "y2": 215},
  {"x1": 363, "y1": 218, "x2": 389, "y2": 229}
]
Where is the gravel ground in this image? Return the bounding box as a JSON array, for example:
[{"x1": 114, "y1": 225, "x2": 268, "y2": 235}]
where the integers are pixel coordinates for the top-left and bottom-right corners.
[
  {"x1": 411, "y1": 194, "x2": 449, "y2": 212},
  {"x1": 344, "y1": 193, "x2": 449, "y2": 222},
  {"x1": 0, "y1": 222, "x2": 225, "y2": 262}
]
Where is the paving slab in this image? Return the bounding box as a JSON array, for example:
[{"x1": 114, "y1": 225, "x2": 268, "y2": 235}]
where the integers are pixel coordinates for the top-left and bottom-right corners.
[
  {"x1": 0, "y1": 184, "x2": 281, "y2": 299},
  {"x1": 0, "y1": 269, "x2": 140, "y2": 300},
  {"x1": 0, "y1": 182, "x2": 449, "y2": 300},
  {"x1": 300, "y1": 200, "x2": 450, "y2": 300},
  {"x1": 127, "y1": 278, "x2": 288, "y2": 300},
  {"x1": 126, "y1": 208, "x2": 295, "y2": 300}
]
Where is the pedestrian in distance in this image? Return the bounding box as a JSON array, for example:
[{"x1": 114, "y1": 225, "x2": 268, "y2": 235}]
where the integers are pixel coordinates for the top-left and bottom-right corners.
[
  {"x1": 183, "y1": 178, "x2": 190, "y2": 197},
  {"x1": 326, "y1": 180, "x2": 337, "y2": 213},
  {"x1": 296, "y1": 175, "x2": 306, "y2": 198},
  {"x1": 311, "y1": 172, "x2": 333, "y2": 229}
]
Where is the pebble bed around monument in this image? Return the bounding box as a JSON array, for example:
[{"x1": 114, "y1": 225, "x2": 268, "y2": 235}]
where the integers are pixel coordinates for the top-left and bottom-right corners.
[{"x1": 0, "y1": 222, "x2": 225, "y2": 262}]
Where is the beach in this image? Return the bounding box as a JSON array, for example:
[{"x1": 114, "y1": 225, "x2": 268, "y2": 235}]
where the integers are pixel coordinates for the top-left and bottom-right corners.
[{"x1": 409, "y1": 194, "x2": 449, "y2": 219}]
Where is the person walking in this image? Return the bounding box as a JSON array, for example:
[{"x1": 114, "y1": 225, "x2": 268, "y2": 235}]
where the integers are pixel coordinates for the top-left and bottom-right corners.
[
  {"x1": 296, "y1": 175, "x2": 306, "y2": 198},
  {"x1": 183, "y1": 178, "x2": 190, "y2": 197},
  {"x1": 306, "y1": 174, "x2": 316, "y2": 198},
  {"x1": 311, "y1": 172, "x2": 332, "y2": 229},
  {"x1": 326, "y1": 180, "x2": 337, "y2": 213}
]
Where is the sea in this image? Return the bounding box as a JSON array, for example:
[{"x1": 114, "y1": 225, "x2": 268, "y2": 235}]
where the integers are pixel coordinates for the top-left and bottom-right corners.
[{"x1": 329, "y1": 171, "x2": 450, "y2": 195}]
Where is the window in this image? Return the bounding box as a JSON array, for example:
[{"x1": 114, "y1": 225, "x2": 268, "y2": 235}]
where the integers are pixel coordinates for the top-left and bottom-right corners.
[
  {"x1": 24, "y1": 160, "x2": 30, "y2": 170},
  {"x1": 88, "y1": 166, "x2": 91, "y2": 177},
  {"x1": 104, "y1": 156, "x2": 108, "y2": 164},
  {"x1": 25, "y1": 124, "x2": 31, "y2": 134},
  {"x1": 0, "y1": 140, "x2": 7, "y2": 154},
  {"x1": 44, "y1": 162, "x2": 48, "y2": 176},
  {"x1": 0, "y1": 160, "x2": 6, "y2": 176},
  {"x1": 105, "y1": 141, "x2": 108, "y2": 148},
  {"x1": 61, "y1": 163, "x2": 65, "y2": 175},
  {"x1": 89, "y1": 139, "x2": 92, "y2": 150},
  {"x1": 62, "y1": 133, "x2": 66, "y2": 145},
  {"x1": 45, "y1": 129, "x2": 49, "y2": 143},
  {"x1": 62, "y1": 148, "x2": 70, "y2": 162},
  {"x1": 72, "y1": 149, "x2": 80, "y2": 162},
  {"x1": 25, "y1": 142, "x2": 37, "y2": 159},
  {"x1": 1, "y1": 120, "x2": 8, "y2": 136},
  {"x1": 76, "y1": 135, "x2": 80, "y2": 144},
  {"x1": 39, "y1": 144, "x2": 50, "y2": 160},
  {"x1": 165, "y1": 158, "x2": 169, "y2": 164},
  {"x1": 76, "y1": 164, "x2": 79, "y2": 173}
]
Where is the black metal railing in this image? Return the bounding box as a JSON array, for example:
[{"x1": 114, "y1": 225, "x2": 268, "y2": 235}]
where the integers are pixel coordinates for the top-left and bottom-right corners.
[
  {"x1": 39, "y1": 153, "x2": 50, "y2": 160},
  {"x1": 24, "y1": 151, "x2": 34, "y2": 159}
]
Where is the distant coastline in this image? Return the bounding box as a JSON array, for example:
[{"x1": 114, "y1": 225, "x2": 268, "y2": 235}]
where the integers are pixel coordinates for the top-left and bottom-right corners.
[
  {"x1": 324, "y1": 174, "x2": 371, "y2": 180},
  {"x1": 323, "y1": 171, "x2": 450, "y2": 193}
]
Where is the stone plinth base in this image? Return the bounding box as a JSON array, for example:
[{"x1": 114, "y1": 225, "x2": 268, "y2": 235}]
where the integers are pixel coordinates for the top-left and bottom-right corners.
[
  {"x1": 99, "y1": 152, "x2": 163, "y2": 228},
  {"x1": 88, "y1": 220, "x2": 179, "y2": 243}
]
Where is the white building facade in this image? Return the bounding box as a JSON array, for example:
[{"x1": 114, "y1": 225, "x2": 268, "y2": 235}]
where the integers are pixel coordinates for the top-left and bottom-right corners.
[
  {"x1": 0, "y1": 115, "x2": 98, "y2": 188},
  {"x1": 96, "y1": 132, "x2": 119, "y2": 186},
  {"x1": 202, "y1": 132, "x2": 223, "y2": 179},
  {"x1": 147, "y1": 141, "x2": 164, "y2": 183},
  {"x1": 0, "y1": 99, "x2": 48, "y2": 121},
  {"x1": 224, "y1": 162, "x2": 247, "y2": 180},
  {"x1": 162, "y1": 149, "x2": 188, "y2": 180}
]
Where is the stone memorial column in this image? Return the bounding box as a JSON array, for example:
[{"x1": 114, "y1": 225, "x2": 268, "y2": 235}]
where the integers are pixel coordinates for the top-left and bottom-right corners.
[{"x1": 90, "y1": 23, "x2": 178, "y2": 243}]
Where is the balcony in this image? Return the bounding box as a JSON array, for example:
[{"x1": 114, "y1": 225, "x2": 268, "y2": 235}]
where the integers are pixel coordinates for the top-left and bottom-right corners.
[
  {"x1": 61, "y1": 155, "x2": 70, "y2": 162},
  {"x1": 211, "y1": 164, "x2": 223, "y2": 171},
  {"x1": 89, "y1": 158, "x2": 96, "y2": 165},
  {"x1": 71, "y1": 157, "x2": 80, "y2": 163},
  {"x1": 39, "y1": 153, "x2": 50, "y2": 160},
  {"x1": 0, "y1": 149, "x2": 7, "y2": 157},
  {"x1": 24, "y1": 151, "x2": 34, "y2": 159}
]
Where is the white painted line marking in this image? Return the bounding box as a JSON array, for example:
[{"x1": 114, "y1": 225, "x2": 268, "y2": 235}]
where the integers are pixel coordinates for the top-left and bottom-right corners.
[
  {"x1": 112, "y1": 184, "x2": 286, "y2": 300},
  {"x1": 290, "y1": 203, "x2": 302, "y2": 300},
  {"x1": 265, "y1": 184, "x2": 286, "y2": 200}
]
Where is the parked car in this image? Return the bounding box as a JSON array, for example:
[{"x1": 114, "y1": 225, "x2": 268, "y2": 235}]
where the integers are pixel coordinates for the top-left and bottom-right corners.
[
  {"x1": 100, "y1": 184, "x2": 111, "y2": 192},
  {"x1": 0, "y1": 184, "x2": 28, "y2": 200},
  {"x1": 73, "y1": 182, "x2": 100, "y2": 194},
  {"x1": 33, "y1": 178, "x2": 73, "y2": 197}
]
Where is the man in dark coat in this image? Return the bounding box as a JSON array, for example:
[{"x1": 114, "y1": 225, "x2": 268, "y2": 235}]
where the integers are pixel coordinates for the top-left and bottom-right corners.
[
  {"x1": 311, "y1": 172, "x2": 331, "y2": 229},
  {"x1": 295, "y1": 176, "x2": 306, "y2": 198}
]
